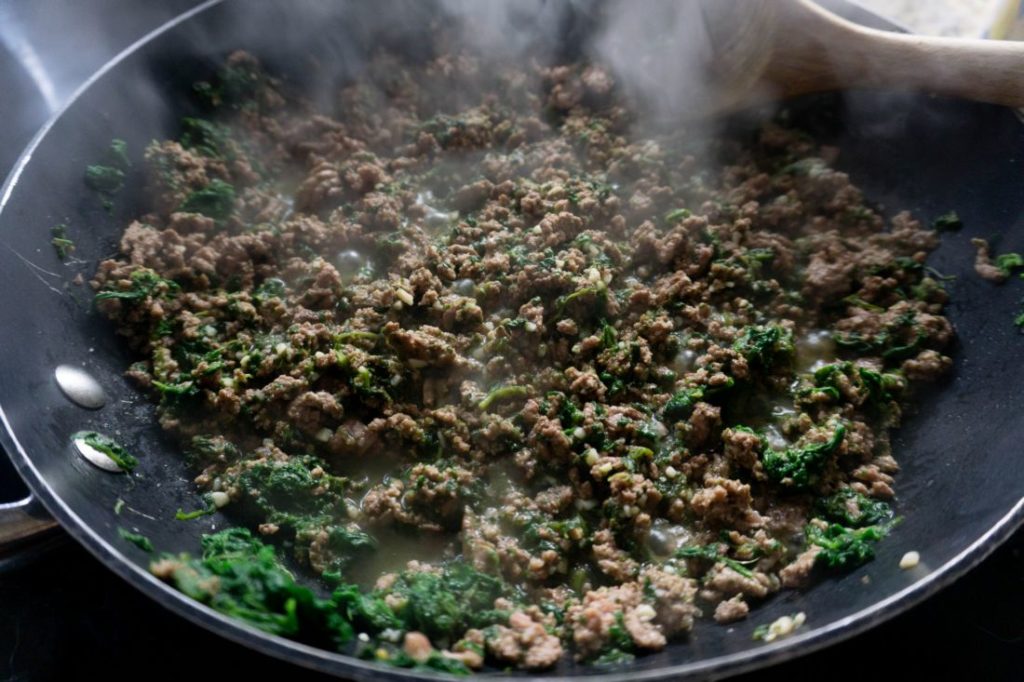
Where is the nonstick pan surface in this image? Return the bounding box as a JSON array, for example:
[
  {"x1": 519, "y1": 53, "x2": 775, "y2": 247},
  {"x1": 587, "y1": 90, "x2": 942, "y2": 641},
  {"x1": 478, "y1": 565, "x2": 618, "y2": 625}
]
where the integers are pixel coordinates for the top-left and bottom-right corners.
[{"x1": 1, "y1": 1, "x2": 1022, "y2": 679}]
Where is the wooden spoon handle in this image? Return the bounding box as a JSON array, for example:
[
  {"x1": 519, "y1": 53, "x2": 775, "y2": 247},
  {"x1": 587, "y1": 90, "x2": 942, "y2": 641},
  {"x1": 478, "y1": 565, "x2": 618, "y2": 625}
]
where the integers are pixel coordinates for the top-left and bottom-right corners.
[{"x1": 768, "y1": 1, "x2": 1024, "y2": 108}]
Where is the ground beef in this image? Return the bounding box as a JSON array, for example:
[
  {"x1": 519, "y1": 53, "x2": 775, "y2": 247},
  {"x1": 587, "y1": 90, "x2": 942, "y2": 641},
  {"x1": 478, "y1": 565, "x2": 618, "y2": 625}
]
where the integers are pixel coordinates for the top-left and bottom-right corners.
[
  {"x1": 713, "y1": 595, "x2": 750, "y2": 624},
  {"x1": 703, "y1": 564, "x2": 776, "y2": 600},
  {"x1": 566, "y1": 569, "x2": 698, "y2": 661},
  {"x1": 902, "y1": 349, "x2": 953, "y2": 381},
  {"x1": 592, "y1": 528, "x2": 639, "y2": 581},
  {"x1": 483, "y1": 610, "x2": 563, "y2": 670},
  {"x1": 103, "y1": 45, "x2": 955, "y2": 672},
  {"x1": 690, "y1": 477, "x2": 764, "y2": 529},
  {"x1": 779, "y1": 546, "x2": 824, "y2": 588},
  {"x1": 972, "y1": 237, "x2": 1008, "y2": 282}
]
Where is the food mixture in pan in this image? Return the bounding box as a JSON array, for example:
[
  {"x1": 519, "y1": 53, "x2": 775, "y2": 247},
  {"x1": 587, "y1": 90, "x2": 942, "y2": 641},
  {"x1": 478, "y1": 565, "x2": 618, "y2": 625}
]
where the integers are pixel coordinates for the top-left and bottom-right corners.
[{"x1": 92, "y1": 47, "x2": 953, "y2": 672}]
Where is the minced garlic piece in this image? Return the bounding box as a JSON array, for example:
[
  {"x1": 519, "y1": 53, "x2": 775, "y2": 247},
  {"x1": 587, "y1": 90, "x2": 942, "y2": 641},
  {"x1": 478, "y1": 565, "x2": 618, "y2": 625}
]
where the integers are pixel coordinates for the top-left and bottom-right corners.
[
  {"x1": 899, "y1": 551, "x2": 920, "y2": 570},
  {"x1": 754, "y1": 612, "x2": 807, "y2": 642}
]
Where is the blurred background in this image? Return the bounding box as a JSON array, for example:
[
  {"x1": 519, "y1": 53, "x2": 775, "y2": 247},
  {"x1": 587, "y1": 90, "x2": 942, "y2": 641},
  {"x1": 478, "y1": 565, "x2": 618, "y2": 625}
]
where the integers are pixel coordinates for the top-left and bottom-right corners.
[
  {"x1": 0, "y1": 1, "x2": 1021, "y2": 680},
  {"x1": 860, "y1": 0, "x2": 1003, "y2": 37}
]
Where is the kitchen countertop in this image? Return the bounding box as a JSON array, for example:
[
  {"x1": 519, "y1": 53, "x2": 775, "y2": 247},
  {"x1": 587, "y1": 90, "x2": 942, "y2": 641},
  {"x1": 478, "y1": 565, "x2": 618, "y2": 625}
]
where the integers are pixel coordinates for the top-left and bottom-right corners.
[{"x1": 1, "y1": 2, "x2": 1022, "y2": 680}]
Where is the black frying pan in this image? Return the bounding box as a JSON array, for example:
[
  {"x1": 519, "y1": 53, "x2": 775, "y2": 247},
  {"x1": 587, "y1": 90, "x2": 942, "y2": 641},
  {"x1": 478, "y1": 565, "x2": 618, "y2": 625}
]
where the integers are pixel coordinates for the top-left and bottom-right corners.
[{"x1": 1, "y1": 1, "x2": 1022, "y2": 679}]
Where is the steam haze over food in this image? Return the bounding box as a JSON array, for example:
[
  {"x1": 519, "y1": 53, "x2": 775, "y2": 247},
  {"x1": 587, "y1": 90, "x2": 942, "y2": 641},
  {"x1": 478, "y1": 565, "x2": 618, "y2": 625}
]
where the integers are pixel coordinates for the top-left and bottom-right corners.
[{"x1": 0, "y1": 0, "x2": 784, "y2": 185}]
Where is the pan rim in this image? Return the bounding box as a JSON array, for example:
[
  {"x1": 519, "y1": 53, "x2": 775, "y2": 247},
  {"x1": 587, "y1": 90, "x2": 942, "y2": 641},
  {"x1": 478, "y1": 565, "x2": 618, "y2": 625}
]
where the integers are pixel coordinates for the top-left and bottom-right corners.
[{"x1": 1, "y1": 0, "x2": 1021, "y2": 679}]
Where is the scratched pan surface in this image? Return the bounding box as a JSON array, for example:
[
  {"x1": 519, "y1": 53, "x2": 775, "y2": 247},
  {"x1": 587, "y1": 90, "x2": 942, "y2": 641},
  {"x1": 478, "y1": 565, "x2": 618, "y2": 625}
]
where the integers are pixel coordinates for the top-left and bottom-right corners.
[{"x1": 0, "y1": 0, "x2": 1022, "y2": 679}]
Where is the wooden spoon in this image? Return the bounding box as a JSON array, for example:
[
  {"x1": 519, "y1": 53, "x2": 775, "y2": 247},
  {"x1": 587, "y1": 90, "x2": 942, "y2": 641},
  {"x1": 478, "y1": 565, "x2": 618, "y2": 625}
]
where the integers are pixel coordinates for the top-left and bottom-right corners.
[{"x1": 700, "y1": 0, "x2": 1024, "y2": 115}]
